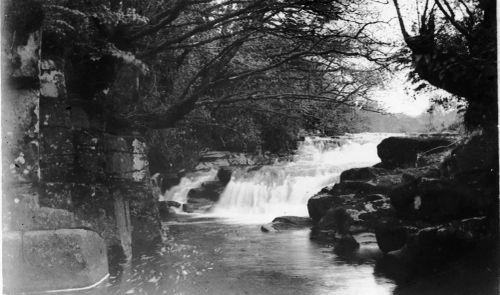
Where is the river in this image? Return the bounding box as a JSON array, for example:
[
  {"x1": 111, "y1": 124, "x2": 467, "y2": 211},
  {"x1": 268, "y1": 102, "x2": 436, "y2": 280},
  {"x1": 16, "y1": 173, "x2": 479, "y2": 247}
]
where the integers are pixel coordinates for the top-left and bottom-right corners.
[{"x1": 86, "y1": 133, "x2": 497, "y2": 295}]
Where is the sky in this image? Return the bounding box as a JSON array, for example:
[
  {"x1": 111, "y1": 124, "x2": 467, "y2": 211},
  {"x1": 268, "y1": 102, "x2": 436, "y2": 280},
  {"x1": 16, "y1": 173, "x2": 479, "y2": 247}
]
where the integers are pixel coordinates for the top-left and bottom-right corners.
[
  {"x1": 371, "y1": 72, "x2": 431, "y2": 117},
  {"x1": 366, "y1": 0, "x2": 433, "y2": 117}
]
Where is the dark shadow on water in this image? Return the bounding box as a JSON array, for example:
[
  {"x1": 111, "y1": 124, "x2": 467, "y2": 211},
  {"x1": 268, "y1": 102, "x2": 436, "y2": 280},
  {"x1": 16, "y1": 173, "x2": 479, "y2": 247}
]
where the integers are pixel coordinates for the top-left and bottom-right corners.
[{"x1": 373, "y1": 243, "x2": 499, "y2": 295}]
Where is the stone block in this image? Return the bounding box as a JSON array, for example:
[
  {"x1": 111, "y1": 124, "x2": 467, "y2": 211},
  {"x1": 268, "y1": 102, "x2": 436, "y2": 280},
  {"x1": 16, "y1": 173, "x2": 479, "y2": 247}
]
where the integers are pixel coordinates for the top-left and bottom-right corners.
[
  {"x1": 3, "y1": 229, "x2": 108, "y2": 293},
  {"x1": 104, "y1": 135, "x2": 149, "y2": 182},
  {"x1": 39, "y1": 60, "x2": 66, "y2": 98}
]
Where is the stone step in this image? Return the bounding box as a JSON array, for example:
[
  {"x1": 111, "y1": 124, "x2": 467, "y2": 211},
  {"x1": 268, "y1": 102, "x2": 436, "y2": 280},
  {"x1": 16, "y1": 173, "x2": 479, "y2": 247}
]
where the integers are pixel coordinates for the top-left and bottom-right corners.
[{"x1": 3, "y1": 229, "x2": 108, "y2": 293}]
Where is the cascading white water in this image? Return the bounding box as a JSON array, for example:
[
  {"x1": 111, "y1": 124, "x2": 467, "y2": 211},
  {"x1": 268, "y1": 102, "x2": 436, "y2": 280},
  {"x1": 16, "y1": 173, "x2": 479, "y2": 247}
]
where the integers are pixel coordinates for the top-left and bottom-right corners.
[
  {"x1": 160, "y1": 169, "x2": 217, "y2": 204},
  {"x1": 213, "y1": 133, "x2": 395, "y2": 220}
]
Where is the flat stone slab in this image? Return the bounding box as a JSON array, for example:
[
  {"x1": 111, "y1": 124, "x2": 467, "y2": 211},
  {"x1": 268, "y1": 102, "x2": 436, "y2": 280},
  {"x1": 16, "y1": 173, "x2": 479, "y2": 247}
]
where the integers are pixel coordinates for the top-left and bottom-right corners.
[{"x1": 3, "y1": 229, "x2": 108, "y2": 293}]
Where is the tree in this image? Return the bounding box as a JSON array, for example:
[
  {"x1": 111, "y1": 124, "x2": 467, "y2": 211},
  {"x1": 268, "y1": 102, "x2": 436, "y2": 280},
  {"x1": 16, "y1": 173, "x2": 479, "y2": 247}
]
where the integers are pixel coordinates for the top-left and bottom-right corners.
[
  {"x1": 391, "y1": 0, "x2": 496, "y2": 130},
  {"x1": 36, "y1": 0, "x2": 389, "y2": 134}
]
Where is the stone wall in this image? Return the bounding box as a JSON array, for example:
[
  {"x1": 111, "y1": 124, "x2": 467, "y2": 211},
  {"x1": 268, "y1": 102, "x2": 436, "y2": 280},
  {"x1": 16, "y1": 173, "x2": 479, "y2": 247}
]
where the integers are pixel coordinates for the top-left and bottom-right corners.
[
  {"x1": 2, "y1": 25, "x2": 41, "y2": 230},
  {"x1": 36, "y1": 57, "x2": 158, "y2": 255},
  {"x1": 3, "y1": 0, "x2": 159, "y2": 267}
]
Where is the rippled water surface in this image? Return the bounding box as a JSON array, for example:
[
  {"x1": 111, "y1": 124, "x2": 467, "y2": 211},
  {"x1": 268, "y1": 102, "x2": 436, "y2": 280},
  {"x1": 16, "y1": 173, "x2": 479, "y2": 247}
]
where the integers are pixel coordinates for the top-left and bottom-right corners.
[
  {"x1": 86, "y1": 216, "x2": 497, "y2": 295},
  {"x1": 84, "y1": 133, "x2": 497, "y2": 294}
]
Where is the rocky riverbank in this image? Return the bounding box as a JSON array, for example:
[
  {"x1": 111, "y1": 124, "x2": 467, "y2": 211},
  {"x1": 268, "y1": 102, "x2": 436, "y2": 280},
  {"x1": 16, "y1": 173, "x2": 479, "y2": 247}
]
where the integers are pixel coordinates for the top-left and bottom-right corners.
[{"x1": 306, "y1": 132, "x2": 498, "y2": 270}]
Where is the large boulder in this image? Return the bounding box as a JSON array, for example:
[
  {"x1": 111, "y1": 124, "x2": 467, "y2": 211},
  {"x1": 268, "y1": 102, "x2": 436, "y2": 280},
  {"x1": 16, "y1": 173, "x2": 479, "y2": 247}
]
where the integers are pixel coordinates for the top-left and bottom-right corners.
[
  {"x1": 307, "y1": 192, "x2": 345, "y2": 223},
  {"x1": 11, "y1": 207, "x2": 91, "y2": 231},
  {"x1": 3, "y1": 229, "x2": 108, "y2": 293},
  {"x1": 389, "y1": 177, "x2": 495, "y2": 223},
  {"x1": 377, "y1": 136, "x2": 453, "y2": 168}
]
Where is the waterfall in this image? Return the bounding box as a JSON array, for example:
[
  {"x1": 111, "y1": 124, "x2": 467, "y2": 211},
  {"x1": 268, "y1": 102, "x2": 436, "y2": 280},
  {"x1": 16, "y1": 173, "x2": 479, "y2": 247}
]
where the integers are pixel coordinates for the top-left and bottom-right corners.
[
  {"x1": 160, "y1": 169, "x2": 217, "y2": 204},
  {"x1": 213, "y1": 133, "x2": 393, "y2": 220}
]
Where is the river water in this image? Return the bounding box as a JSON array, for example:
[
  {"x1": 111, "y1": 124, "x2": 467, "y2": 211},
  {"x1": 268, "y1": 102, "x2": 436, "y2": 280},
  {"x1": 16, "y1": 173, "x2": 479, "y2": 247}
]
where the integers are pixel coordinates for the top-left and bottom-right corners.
[{"x1": 87, "y1": 133, "x2": 497, "y2": 295}]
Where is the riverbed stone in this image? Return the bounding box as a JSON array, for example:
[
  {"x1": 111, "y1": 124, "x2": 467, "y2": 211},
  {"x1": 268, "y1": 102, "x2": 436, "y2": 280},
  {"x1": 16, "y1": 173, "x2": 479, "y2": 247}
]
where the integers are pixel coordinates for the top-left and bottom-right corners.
[{"x1": 3, "y1": 229, "x2": 108, "y2": 293}]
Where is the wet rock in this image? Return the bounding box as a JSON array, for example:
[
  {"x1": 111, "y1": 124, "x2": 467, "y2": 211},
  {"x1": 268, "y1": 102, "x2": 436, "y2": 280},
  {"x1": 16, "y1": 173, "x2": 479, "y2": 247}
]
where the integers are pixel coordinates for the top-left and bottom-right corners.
[
  {"x1": 375, "y1": 219, "x2": 409, "y2": 253},
  {"x1": 334, "y1": 234, "x2": 360, "y2": 251},
  {"x1": 161, "y1": 173, "x2": 183, "y2": 192},
  {"x1": 307, "y1": 192, "x2": 345, "y2": 223},
  {"x1": 158, "y1": 201, "x2": 179, "y2": 219},
  {"x1": 260, "y1": 224, "x2": 277, "y2": 233},
  {"x1": 310, "y1": 228, "x2": 360, "y2": 250},
  {"x1": 188, "y1": 180, "x2": 225, "y2": 201},
  {"x1": 364, "y1": 194, "x2": 385, "y2": 202},
  {"x1": 166, "y1": 201, "x2": 181, "y2": 207},
  {"x1": 261, "y1": 216, "x2": 312, "y2": 232},
  {"x1": 182, "y1": 203, "x2": 194, "y2": 213},
  {"x1": 217, "y1": 166, "x2": 233, "y2": 184},
  {"x1": 377, "y1": 136, "x2": 453, "y2": 168},
  {"x1": 388, "y1": 180, "x2": 420, "y2": 218},
  {"x1": 3, "y1": 229, "x2": 108, "y2": 293},
  {"x1": 317, "y1": 207, "x2": 352, "y2": 233},
  {"x1": 272, "y1": 216, "x2": 312, "y2": 227},
  {"x1": 340, "y1": 167, "x2": 388, "y2": 182},
  {"x1": 185, "y1": 198, "x2": 214, "y2": 212}
]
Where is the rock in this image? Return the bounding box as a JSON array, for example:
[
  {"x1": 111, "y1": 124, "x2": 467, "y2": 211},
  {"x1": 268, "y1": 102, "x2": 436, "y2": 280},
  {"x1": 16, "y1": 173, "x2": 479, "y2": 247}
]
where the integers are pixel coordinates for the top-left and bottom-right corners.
[
  {"x1": 3, "y1": 229, "x2": 108, "y2": 293},
  {"x1": 388, "y1": 180, "x2": 420, "y2": 218},
  {"x1": 272, "y1": 216, "x2": 312, "y2": 227},
  {"x1": 331, "y1": 181, "x2": 386, "y2": 195},
  {"x1": 377, "y1": 136, "x2": 453, "y2": 168},
  {"x1": 375, "y1": 219, "x2": 409, "y2": 253},
  {"x1": 217, "y1": 166, "x2": 233, "y2": 184},
  {"x1": 158, "y1": 201, "x2": 179, "y2": 219},
  {"x1": 187, "y1": 180, "x2": 225, "y2": 201},
  {"x1": 166, "y1": 200, "x2": 181, "y2": 207},
  {"x1": 390, "y1": 177, "x2": 493, "y2": 223},
  {"x1": 364, "y1": 194, "x2": 385, "y2": 202},
  {"x1": 261, "y1": 216, "x2": 312, "y2": 232},
  {"x1": 161, "y1": 173, "x2": 183, "y2": 192},
  {"x1": 334, "y1": 234, "x2": 360, "y2": 251},
  {"x1": 317, "y1": 207, "x2": 353, "y2": 233},
  {"x1": 307, "y1": 192, "x2": 344, "y2": 223},
  {"x1": 11, "y1": 207, "x2": 90, "y2": 232},
  {"x1": 404, "y1": 217, "x2": 490, "y2": 260},
  {"x1": 441, "y1": 134, "x2": 497, "y2": 182},
  {"x1": 185, "y1": 198, "x2": 214, "y2": 212},
  {"x1": 260, "y1": 224, "x2": 276, "y2": 233},
  {"x1": 182, "y1": 203, "x2": 194, "y2": 213},
  {"x1": 340, "y1": 167, "x2": 388, "y2": 182}
]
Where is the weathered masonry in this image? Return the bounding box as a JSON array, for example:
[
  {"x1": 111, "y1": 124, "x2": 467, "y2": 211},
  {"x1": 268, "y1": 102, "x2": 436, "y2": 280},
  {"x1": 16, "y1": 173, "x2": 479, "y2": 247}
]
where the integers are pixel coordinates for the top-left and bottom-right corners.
[{"x1": 2, "y1": 1, "x2": 160, "y2": 292}]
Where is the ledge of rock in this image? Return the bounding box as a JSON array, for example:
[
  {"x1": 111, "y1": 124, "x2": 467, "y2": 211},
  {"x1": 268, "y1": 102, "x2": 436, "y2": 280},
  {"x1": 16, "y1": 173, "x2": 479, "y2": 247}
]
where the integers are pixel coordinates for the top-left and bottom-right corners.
[
  {"x1": 3, "y1": 229, "x2": 108, "y2": 293},
  {"x1": 377, "y1": 135, "x2": 455, "y2": 169},
  {"x1": 261, "y1": 216, "x2": 312, "y2": 232}
]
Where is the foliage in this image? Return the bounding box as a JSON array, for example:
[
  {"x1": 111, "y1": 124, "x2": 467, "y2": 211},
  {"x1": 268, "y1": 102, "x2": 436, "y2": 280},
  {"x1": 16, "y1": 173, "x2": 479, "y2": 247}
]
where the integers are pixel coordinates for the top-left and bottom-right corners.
[
  {"x1": 7, "y1": 0, "x2": 403, "y2": 171},
  {"x1": 392, "y1": 0, "x2": 496, "y2": 130}
]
